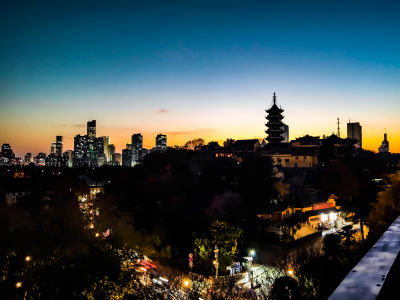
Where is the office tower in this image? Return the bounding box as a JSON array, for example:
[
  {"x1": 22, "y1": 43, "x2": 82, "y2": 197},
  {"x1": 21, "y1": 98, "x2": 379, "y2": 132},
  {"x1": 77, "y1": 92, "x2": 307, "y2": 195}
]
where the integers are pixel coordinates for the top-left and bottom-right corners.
[
  {"x1": 282, "y1": 124, "x2": 289, "y2": 143},
  {"x1": 55, "y1": 136, "x2": 63, "y2": 156},
  {"x1": 131, "y1": 133, "x2": 143, "y2": 165},
  {"x1": 347, "y1": 122, "x2": 362, "y2": 148},
  {"x1": 87, "y1": 120, "x2": 96, "y2": 164},
  {"x1": 34, "y1": 153, "x2": 47, "y2": 166},
  {"x1": 108, "y1": 144, "x2": 116, "y2": 159},
  {"x1": 126, "y1": 143, "x2": 132, "y2": 150},
  {"x1": 102, "y1": 136, "x2": 110, "y2": 161},
  {"x1": 24, "y1": 153, "x2": 33, "y2": 165},
  {"x1": 265, "y1": 92, "x2": 285, "y2": 144},
  {"x1": 50, "y1": 142, "x2": 56, "y2": 154},
  {"x1": 112, "y1": 153, "x2": 122, "y2": 165},
  {"x1": 63, "y1": 150, "x2": 74, "y2": 168},
  {"x1": 94, "y1": 137, "x2": 106, "y2": 166},
  {"x1": 74, "y1": 134, "x2": 89, "y2": 167},
  {"x1": 0, "y1": 144, "x2": 15, "y2": 166},
  {"x1": 122, "y1": 149, "x2": 132, "y2": 167},
  {"x1": 378, "y1": 133, "x2": 389, "y2": 153},
  {"x1": 156, "y1": 134, "x2": 167, "y2": 151}
]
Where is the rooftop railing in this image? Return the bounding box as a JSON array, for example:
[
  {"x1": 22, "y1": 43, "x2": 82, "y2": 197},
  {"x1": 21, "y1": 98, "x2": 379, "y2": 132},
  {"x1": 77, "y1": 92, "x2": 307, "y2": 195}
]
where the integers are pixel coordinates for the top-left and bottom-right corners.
[{"x1": 329, "y1": 216, "x2": 400, "y2": 300}]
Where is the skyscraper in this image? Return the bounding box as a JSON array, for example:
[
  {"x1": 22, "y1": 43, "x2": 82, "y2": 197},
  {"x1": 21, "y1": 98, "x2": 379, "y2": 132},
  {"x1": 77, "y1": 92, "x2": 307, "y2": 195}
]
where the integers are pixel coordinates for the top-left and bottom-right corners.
[
  {"x1": 24, "y1": 153, "x2": 33, "y2": 165},
  {"x1": 74, "y1": 134, "x2": 89, "y2": 167},
  {"x1": 156, "y1": 134, "x2": 167, "y2": 151},
  {"x1": 87, "y1": 120, "x2": 96, "y2": 165},
  {"x1": 94, "y1": 137, "x2": 106, "y2": 166},
  {"x1": 131, "y1": 133, "x2": 143, "y2": 165},
  {"x1": 102, "y1": 136, "x2": 110, "y2": 162},
  {"x1": 122, "y1": 149, "x2": 132, "y2": 167},
  {"x1": 378, "y1": 133, "x2": 389, "y2": 153},
  {"x1": 55, "y1": 136, "x2": 63, "y2": 156},
  {"x1": 347, "y1": 122, "x2": 362, "y2": 148},
  {"x1": 0, "y1": 144, "x2": 15, "y2": 166},
  {"x1": 265, "y1": 92, "x2": 285, "y2": 145},
  {"x1": 108, "y1": 144, "x2": 116, "y2": 160}
]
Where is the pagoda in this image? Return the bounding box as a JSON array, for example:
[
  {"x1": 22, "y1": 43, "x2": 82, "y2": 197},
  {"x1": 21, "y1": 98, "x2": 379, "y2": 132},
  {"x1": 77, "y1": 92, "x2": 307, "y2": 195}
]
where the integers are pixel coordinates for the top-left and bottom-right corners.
[{"x1": 265, "y1": 92, "x2": 285, "y2": 144}]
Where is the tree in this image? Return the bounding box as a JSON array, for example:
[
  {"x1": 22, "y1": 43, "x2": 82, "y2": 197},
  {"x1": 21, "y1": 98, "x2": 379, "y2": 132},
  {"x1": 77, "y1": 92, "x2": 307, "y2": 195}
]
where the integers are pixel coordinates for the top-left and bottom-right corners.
[
  {"x1": 184, "y1": 138, "x2": 205, "y2": 150},
  {"x1": 193, "y1": 220, "x2": 243, "y2": 274},
  {"x1": 223, "y1": 138, "x2": 235, "y2": 153}
]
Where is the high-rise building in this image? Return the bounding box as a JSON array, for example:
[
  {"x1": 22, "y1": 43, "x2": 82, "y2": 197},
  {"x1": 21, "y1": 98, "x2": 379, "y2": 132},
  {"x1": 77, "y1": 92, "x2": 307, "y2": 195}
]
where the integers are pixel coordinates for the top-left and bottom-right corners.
[
  {"x1": 24, "y1": 153, "x2": 33, "y2": 165},
  {"x1": 34, "y1": 153, "x2": 47, "y2": 166},
  {"x1": 55, "y1": 136, "x2": 63, "y2": 156},
  {"x1": 265, "y1": 92, "x2": 285, "y2": 144},
  {"x1": 112, "y1": 153, "x2": 122, "y2": 165},
  {"x1": 94, "y1": 137, "x2": 106, "y2": 166},
  {"x1": 131, "y1": 133, "x2": 143, "y2": 165},
  {"x1": 87, "y1": 120, "x2": 96, "y2": 164},
  {"x1": 102, "y1": 136, "x2": 110, "y2": 161},
  {"x1": 63, "y1": 150, "x2": 74, "y2": 168},
  {"x1": 50, "y1": 142, "x2": 56, "y2": 154},
  {"x1": 74, "y1": 134, "x2": 89, "y2": 167},
  {"x1": 378, "y1": 133, "x2": 389, "y2": 153},
  {"x1": 0, "y1": 144, "x2": 15, "y2": 166},
  {"x1": 156, "y1": 134, "x2": 167, "y2": 151},
  {"x1": 347, "y1": 122, "x2": 362, "y2": 148},
  {"x1": 108, "y1": 144, "x2": 116, "y2": 160},
  {"x1": 122, "y1": 149, "x2": 132, "y2": 167}
]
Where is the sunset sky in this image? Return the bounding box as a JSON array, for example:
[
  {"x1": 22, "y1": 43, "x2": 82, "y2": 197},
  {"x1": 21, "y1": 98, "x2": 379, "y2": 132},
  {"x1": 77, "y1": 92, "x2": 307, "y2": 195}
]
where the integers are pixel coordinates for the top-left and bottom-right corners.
[{"x1": 1, "y1": 0, "x2": 399, "y2": 157}]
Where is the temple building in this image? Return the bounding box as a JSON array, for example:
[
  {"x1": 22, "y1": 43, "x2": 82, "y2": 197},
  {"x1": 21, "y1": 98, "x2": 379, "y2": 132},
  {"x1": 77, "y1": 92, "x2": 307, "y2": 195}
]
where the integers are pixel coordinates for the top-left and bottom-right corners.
[{"x1": 265, "y1": 92, "x2": 285, "y2": 145}]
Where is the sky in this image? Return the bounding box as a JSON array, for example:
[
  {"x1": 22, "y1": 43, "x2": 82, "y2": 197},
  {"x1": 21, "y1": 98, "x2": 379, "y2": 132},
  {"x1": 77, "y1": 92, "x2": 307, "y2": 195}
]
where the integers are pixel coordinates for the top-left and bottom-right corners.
[{"x1": 0, "y1": 0, "x2": 399, "y2": 156}]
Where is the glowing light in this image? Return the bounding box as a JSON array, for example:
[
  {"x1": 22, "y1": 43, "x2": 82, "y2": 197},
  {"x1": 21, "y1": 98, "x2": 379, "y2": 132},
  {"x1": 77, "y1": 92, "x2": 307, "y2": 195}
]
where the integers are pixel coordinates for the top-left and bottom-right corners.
[
  {"x1": 250, "y1": 249, "x2": 256, "y2": 256},
  {"x1": 321, "y1": 213, "x2": 328, "y2": 222},
  {"x1": 288, "y1": 268, "x2": 294, "y2": 276},
  {"x1": 329, "y1": 212, "x2": 337, "y2": 222},
  {"x1": 183, "y1": 279, "x2": 191, "y2": 287},
  {"x1": 15, "y1": 281, "x2": 22, "y2": 288},
  {"x1": 25, "y1": 256, "x2": 31, "y2": 262},
  {"x1": 139, "y1": 267, "x2": 147, "y2": 272},
  {"x1": 95, "y1": 233, "x2": 100, "y2": 237},
  {"x1": 159, "y1": 277, "x2": 168, "y2": 282},
  {"x1": 89, "y1": 224, "x2": 94, "y2": 229}
]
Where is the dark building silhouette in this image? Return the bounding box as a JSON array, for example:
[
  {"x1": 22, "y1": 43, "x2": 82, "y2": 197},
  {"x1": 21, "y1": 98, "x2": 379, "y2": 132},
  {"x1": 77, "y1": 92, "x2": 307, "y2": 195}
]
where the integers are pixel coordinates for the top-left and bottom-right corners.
[
  {"x1": 378, "y1": 133, "x2": 389, "y2": 153},
  {"x1": 265, "y1": 92, "x2": 285, "y2": 145},
  {"x1": 347, "y1": 122, "x2": 362, "y2": 148},
  {"x1": 55, "y1": 136, "x2": 63, "y2": 156}
]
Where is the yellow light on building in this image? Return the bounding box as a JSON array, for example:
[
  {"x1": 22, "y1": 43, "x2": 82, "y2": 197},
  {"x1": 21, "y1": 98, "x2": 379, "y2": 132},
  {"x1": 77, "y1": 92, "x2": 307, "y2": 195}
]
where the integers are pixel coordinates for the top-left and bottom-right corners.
[{"x1": 183, "y1": 278, "x2": 191, "y2": 287}]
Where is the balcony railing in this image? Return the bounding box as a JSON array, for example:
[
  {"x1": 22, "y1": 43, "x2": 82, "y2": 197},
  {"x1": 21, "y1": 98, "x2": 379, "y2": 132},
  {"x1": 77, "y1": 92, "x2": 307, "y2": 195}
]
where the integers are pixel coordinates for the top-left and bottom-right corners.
[{"x1": 329, "y1": 216, "x2": 400, "y2": 300}]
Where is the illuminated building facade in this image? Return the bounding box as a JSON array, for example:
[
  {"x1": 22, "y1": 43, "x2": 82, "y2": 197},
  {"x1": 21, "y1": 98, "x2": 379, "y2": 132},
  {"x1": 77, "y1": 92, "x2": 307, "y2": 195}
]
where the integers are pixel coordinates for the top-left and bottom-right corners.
[
  {"x1": 156, "y1": 134, "x2": 167, "y2": 151},
  {"x1": 122, "y1": 149, "x2": 132, "y2": 167},
  {"x1": 24, "y1": 153, "x2": 33, "y2": 165},
  {"x1": 74, "y1": 134, "x2": 89, "y2": 167},
  {"x1": 87, "y1": 120, "x2": 96, "y2": 164},
  {"x1": 0, "y1": 144, "x2": 15, "y2": 165},
  {"x1": 131, "y1": 133, "x2": 143, "y2": 165}
]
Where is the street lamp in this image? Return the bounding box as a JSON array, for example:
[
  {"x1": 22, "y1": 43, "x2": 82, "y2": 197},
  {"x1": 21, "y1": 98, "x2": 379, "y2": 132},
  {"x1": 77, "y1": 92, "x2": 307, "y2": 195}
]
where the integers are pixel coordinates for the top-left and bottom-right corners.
[
  {"x1": 183, "y1": 278, "x2": 191, "y2": 288},
  {"x1": 15, "y1": 281, "x2": 22, "y2": 288},
  {"x1": 287, "y1": 268, "x2": 294, "y2": 276},
  {"x1": 25, "y1": 256, "x2": 31, "y2": 262}
]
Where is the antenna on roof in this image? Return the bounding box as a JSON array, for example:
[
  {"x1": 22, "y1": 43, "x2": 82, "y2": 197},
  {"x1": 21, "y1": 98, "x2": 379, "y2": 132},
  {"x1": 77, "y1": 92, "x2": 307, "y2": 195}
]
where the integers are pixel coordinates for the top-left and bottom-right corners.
[{"x1": 337, "y1": 117, "x2": 340, "y2": 137}]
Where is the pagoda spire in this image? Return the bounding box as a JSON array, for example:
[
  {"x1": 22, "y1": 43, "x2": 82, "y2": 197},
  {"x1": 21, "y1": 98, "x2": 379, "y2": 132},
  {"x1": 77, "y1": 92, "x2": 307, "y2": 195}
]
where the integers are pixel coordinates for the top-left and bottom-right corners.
[
  {"x1": 265, "y1": 92, "x2": 285, "y2": 144},
  {"x1": 273, "y1": 92, "x2": 277, "y2": 104}
]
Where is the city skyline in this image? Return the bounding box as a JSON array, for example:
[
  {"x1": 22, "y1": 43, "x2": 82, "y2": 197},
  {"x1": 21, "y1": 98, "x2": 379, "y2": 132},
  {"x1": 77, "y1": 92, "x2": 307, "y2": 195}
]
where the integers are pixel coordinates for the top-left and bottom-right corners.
[{"x1": 1, "y1": 1, "x2": 399, "y2": 156}]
